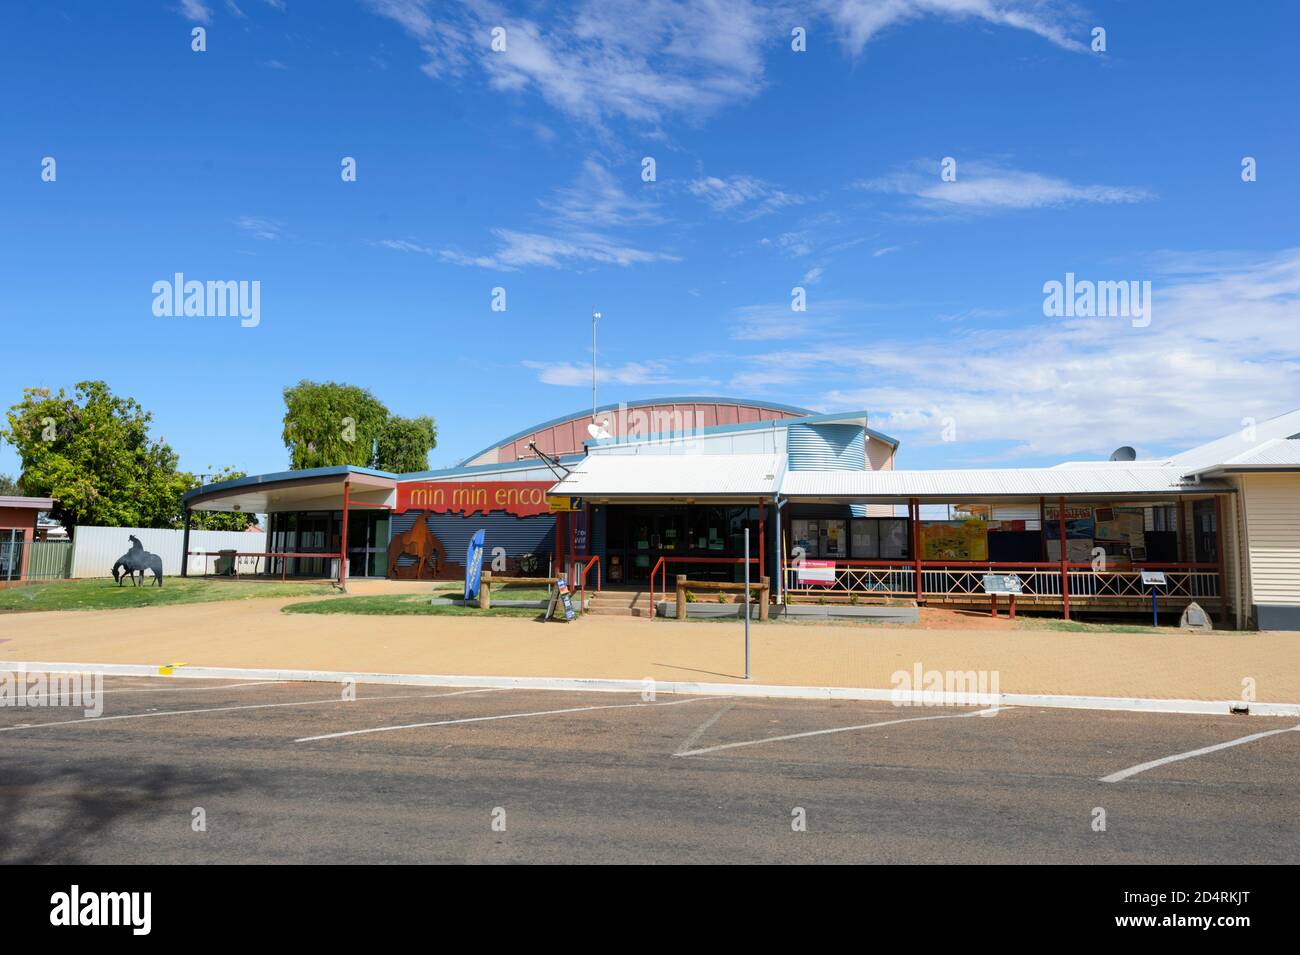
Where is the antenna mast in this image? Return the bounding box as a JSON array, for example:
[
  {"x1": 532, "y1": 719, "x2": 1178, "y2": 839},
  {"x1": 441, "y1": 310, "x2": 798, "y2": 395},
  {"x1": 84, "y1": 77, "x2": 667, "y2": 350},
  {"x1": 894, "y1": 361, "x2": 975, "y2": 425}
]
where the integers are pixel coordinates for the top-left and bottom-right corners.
[{"x1": 591, "y1": 308, "x2": 601, "y2": 422}]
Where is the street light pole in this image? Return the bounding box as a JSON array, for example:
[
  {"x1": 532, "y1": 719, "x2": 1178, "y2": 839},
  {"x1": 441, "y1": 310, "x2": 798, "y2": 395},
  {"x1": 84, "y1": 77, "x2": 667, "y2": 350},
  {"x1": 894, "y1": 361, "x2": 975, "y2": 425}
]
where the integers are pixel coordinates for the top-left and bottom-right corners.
[{"x1": 591, "y1": 308, "x2": 601, "y2": 422}]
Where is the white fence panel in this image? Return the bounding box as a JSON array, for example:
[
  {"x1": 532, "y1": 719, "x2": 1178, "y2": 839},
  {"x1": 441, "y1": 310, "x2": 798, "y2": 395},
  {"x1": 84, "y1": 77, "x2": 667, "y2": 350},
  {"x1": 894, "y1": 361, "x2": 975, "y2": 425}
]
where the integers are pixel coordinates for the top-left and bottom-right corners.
[{"x1": 71, "y1": 526, "x2": 267, "y2": 578}]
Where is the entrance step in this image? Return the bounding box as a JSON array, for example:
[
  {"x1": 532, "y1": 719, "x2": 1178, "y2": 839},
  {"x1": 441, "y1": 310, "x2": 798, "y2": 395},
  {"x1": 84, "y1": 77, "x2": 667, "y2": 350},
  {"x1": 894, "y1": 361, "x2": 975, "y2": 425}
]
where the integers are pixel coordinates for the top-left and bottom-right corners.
[{"x1": 584, "y1": 590, "x2": 654, "y2": 617}]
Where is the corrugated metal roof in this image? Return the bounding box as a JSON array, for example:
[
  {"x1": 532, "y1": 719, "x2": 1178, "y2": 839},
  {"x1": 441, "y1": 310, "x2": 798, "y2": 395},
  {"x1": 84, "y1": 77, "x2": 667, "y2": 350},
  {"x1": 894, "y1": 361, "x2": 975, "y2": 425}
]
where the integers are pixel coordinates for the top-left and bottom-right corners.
[
  {"x1": 1171, "y1": 409, "x2": 1300, "y2": 471},
  {"x1": 778, "y1": 466, "x2": 1229, "y2": 500},
  {"x1": 552, "y1": 453, "x2": 783, "y2": 499},
  {"x1": 1214, "y1": 438, "x2": 1300, "y2": 469}
]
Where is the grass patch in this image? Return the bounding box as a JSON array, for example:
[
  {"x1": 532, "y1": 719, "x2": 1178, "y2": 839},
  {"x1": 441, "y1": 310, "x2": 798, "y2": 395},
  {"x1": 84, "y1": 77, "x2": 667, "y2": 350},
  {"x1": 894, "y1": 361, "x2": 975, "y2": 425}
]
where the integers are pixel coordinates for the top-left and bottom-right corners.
[
  {"x1": 282, "y1": 594, "x2": 542, "y2": 618},
  {"x1": 0, "y1": 577, "x2": 335, "y2": 613},
  {"x1": 1016, "y1": 617, "x2": 1168, "y2": 635}
]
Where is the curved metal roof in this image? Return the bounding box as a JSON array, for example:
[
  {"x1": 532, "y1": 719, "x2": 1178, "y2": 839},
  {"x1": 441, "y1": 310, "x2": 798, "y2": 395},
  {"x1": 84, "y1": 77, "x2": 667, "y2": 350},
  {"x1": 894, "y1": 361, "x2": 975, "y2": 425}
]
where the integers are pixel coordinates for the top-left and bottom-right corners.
[{"x1": 458, "y1": 395, "x2": 819, "y2": 466}]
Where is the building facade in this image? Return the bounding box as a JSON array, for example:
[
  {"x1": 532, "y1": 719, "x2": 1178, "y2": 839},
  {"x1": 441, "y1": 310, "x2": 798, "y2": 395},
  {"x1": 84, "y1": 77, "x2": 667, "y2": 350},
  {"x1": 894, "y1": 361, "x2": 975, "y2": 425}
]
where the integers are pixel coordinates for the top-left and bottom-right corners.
[{"x1": 182, "y1": 400, "x2": 1300, "y2": 630}]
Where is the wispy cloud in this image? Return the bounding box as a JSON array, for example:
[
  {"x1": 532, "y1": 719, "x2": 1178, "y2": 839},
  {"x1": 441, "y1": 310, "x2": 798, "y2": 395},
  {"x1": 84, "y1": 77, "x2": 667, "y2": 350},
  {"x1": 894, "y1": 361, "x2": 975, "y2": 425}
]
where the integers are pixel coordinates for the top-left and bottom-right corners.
[
  {"x1": 688, "y1": 175, "x2": 807, "y2": 220},
  {"x1": 440, "y1": 159, "x2": 677, "y2": 270},
  {"x1": 363, "y1": 0, "x2": 769, "y2": 127},
  {"x1": 234, "y1": 215, "x2": 285, "y2": 240},
  {"x1": 729, "y1": 296, "x2": 870, "y2": 341},
  {"x1": 372, "y1": 238, "x2": 435, "y2": 255},
  {"x1": 821, "y1": 0, "x2": 1091, "y2": 55},
  {"x1": 523, "y1": 359, "x2": 709, "y2": 388},
  {"x1": 811, "y1": 249, "x2": 1300, "y2": 457},
  {"x1": 856, "y1": 159, "x2": 1152, "y2": 213},
  {"x1": 441, "y1": 229, "x2": 678, "y2": 270},
  {"x1": 178, "y1": 0, "x2": 214, "y2": 22}
]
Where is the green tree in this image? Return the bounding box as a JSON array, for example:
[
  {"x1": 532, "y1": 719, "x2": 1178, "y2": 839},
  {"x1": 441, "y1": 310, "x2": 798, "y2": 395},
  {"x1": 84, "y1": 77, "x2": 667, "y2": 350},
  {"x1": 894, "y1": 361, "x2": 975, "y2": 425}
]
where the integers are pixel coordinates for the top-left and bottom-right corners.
[
  {"x1": 1, "y1": 381, "x2": 247, "y2": 531},
  {"x1": 187, "y1": 466, "x2": 257, "y2": 531},
  {"x1": 281, "y1": 381, "x2": 389, "y2": 470},
  {"x1": 375, "y1": 415, "x2": 438, "y2": 473},
  {"x1": 281, "y1": 381, "x2": 436, "y2": 473},
  {"x1": 0, "y1": 473, "x2": 21, "y2": 496}
]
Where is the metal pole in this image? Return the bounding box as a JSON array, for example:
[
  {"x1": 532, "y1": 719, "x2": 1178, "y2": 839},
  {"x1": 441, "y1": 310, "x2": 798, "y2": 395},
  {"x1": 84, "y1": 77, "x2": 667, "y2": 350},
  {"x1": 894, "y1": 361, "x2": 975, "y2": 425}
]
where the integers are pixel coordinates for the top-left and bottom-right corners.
[
  {"x1": 591, "y1": 309, "x2": 600, "y2": 422},
  {"x1": 744, "y1": 528, "x2": 751, "y2": 680}
]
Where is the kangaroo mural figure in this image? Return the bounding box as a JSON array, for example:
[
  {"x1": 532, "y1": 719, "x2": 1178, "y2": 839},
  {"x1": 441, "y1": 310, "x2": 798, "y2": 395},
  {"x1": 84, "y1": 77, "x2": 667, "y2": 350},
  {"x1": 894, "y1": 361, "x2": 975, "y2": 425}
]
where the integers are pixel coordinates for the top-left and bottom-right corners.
[
  {"x1": 112, "y1": 534, "x2": 164, "y2": 587},
  {"x1": 387, "y1": 512, "x2": 446, "y2": 579}
]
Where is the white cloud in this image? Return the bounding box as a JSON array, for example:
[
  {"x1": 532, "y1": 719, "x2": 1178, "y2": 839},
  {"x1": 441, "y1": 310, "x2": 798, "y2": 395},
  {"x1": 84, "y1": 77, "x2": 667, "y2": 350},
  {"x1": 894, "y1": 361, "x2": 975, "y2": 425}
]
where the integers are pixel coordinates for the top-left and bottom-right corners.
[
  {"x1": 523, "y1": 359, "x2": 708, "y2": 387},
  {"x1": 366, "y1": 1, "x2": 1092, "y2": 129},
  {"x1": 373, "y1": 238, "x2": 435, "y2": 255},
  {"x1": 440, "y1": 159, "x2": 676, "y2": 270},
  {"x1": 365, "y1": 0, "x2": 769, "y2": 126},
  {"x1": 857, "y1": 159, "x2": 1152, "y2": 213},
  {"x1": 441, "y1": 229, "x2": 678, "y2": 270},
  {"x1": 729, "y1": 296, "x2": 868, "y2": 340},
  {"x1": 542, "y1": 159, "x2": 665, "y2": 228},
  {"x1": 802, "y1": 266, "x2": 825, "y2": 285},
  {"x1": 178, "y1": 0, "x2": 214, "y2": 22},
  {"x1": 689, "y1": 175, "x2": 806, "y2": 219},
  {"x1": 820, "y1": 0, "x2": 1090, "y2": 55},
  {"x1": 811, "y1": 250, "x2": 1300, "y2": 458},
  {"x1": 234, "y1": 215, "x2": 284, "y2": 240}
]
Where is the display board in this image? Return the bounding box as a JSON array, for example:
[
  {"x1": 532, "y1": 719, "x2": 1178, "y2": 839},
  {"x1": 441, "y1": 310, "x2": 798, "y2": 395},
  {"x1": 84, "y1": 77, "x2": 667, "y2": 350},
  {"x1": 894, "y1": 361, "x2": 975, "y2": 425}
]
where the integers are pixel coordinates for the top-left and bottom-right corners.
[{"x1": 920, "y1": 519, "x2": 988, "y2": 560}]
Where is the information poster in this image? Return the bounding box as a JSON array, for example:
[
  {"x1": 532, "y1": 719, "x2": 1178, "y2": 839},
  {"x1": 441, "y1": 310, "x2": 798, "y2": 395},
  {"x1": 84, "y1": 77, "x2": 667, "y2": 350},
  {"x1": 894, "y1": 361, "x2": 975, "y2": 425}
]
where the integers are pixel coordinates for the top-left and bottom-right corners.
[
  {"x1": 821, "y1": 520, "x2": 845, "y2": 557},
  {"x1": 791, "y1": 519, "x2": 819, "y2": 558},
  {"x1": 920, "y1": 519, "x2": 988, "y2": 560}
]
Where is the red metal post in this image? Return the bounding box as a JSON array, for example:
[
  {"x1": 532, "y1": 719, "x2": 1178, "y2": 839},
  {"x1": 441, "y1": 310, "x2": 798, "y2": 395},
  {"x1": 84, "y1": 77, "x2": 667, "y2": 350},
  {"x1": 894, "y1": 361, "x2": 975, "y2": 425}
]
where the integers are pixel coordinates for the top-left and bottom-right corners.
[
  {"x1": 339, "y1": 481, "x2": 350, "y2": 588},
  {"x1": 1057, "y1": 495, "x2": 1070, "y2": 620}
]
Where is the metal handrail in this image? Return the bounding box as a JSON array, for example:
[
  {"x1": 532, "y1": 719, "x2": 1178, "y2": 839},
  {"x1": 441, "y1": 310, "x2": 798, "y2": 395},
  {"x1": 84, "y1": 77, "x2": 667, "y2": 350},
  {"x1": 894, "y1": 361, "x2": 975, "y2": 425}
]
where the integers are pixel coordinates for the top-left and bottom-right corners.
[{"x1": 578, "y1": 555, "x2": 601, "y2": 610}]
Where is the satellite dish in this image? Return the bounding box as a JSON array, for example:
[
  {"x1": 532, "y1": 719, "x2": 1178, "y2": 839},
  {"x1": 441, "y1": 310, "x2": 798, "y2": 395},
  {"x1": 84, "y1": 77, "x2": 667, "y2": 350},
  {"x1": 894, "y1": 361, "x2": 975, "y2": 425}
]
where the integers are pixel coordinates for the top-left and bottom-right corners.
[
  {"x1": 587, "y1": 418, "x2": 612, "y2": 441},
  {"x1": 1109, "y1": 446, "x2": 1137, "y2": 462}
]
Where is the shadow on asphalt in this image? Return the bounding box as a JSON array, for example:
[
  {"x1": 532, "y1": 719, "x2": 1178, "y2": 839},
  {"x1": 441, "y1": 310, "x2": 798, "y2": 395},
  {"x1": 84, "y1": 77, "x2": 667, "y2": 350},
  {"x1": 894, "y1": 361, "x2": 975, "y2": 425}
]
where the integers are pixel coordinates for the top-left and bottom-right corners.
[{"x1": 0, "y1": 760, "x2": 256, "y2": 864}]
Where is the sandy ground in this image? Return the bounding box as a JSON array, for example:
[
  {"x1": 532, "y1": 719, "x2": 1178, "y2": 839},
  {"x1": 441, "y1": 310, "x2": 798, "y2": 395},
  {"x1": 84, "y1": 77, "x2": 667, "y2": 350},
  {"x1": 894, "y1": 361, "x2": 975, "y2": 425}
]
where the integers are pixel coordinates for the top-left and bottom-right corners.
[{"x1": 2, "y1": 594, "x2": 1298, "y2": 702}]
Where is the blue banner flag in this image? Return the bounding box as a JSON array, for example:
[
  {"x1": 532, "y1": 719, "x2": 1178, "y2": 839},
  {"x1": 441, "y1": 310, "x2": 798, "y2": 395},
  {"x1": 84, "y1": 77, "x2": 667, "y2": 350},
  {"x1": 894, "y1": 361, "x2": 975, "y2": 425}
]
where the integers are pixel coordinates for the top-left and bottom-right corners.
[{"x1": 464, "y1": 529, "x2": 486, "y2": 601}]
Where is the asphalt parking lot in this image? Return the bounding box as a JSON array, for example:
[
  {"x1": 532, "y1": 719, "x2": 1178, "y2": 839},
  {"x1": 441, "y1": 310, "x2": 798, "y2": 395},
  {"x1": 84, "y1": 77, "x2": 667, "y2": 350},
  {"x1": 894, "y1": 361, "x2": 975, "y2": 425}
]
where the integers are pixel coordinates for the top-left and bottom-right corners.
[{"x1": 2, "y1": 675, "x2": 1297, "y2": 864}]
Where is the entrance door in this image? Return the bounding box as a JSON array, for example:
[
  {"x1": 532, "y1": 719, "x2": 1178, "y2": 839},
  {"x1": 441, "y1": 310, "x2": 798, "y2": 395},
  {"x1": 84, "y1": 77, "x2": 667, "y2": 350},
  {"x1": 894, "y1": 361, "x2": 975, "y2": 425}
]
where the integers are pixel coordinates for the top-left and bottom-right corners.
[{"x1": 347, "y1": 511, "x2": 390, "y2": 578}]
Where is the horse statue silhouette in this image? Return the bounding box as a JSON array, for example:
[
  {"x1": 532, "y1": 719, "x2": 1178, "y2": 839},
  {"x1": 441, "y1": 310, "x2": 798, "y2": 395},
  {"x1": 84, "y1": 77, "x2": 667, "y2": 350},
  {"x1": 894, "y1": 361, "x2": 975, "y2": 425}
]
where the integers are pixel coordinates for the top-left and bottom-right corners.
[
  {"x1": 112, "y1": 534, "x2": 164, "y2": 587},
  {"x1": 387, "y1": 513, "x2": 446, "y2": 579}
]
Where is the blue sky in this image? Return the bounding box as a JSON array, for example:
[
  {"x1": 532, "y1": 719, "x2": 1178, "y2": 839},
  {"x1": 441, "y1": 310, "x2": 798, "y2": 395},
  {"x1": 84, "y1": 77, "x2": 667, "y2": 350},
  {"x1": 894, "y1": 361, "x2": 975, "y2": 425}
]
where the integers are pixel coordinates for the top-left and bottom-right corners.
[{"x1": 3, "y1": 0, "x2": 1299, "y2": 481}]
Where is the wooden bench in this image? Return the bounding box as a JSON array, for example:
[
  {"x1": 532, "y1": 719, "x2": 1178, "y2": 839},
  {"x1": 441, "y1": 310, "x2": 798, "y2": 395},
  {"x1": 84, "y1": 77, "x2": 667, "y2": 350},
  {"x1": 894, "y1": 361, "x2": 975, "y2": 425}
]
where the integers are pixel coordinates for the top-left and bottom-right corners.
[{"x1": 478, "y1": 571, "x2": 553, "y2": 610}]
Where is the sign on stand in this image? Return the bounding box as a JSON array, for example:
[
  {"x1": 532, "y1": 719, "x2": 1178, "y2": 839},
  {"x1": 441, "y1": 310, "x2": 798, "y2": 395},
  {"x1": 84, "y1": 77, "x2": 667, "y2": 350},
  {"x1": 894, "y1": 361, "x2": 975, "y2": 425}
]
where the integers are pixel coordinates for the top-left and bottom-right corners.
[{"x1": 546, "y1": 576, "x2": 577, "y2": 622}]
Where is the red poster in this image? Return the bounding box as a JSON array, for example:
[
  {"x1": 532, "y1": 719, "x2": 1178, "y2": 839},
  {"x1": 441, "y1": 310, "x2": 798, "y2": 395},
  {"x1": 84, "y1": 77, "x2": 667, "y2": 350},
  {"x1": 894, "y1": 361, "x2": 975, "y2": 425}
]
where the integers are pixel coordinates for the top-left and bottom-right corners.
[{"x1": 396, "y1": 481, "x2": 553, "y2": 517}]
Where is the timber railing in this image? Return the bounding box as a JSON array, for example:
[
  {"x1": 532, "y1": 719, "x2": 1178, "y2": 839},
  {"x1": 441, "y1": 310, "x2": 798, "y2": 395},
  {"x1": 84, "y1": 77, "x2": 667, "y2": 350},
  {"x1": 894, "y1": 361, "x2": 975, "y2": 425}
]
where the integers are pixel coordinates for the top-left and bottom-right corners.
[
  {"x1": 674, "y1": 574, "x2": 770, "y2": 621},
  {"x1": 649, "y1": 555, "x2": 760, "y2": 620}
]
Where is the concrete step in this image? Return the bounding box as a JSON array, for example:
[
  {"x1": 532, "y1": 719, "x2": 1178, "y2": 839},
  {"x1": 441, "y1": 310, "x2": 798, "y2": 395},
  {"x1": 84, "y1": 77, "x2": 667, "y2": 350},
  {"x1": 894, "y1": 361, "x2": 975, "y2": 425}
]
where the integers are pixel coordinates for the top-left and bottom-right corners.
[
  {"x1": 585, "y1": 604, "x2": 650, "y2": 617},
  {"x1": 587, "y1": 593, "x2": 652, "y2": 608}
]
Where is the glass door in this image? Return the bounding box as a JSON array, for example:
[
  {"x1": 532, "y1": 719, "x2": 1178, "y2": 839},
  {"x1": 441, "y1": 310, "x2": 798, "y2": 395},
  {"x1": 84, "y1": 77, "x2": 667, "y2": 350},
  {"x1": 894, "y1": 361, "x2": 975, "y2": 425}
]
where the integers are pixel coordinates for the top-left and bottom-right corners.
[{"x1": 347, "y1": 511, "x2": 390, "y2": 578}]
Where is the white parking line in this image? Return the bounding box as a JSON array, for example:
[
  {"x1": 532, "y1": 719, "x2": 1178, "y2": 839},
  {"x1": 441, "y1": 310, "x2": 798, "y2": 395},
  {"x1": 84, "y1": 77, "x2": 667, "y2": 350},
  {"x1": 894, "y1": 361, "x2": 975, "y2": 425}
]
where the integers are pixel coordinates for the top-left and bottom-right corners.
[
  {"x1": 675, "y1": 703, "x2": 735, "y2": 756},
  {"x1": 1100, "y1": 723, "x2": 1300, "y2": 783},
  {"x1": 296, "y1": 695, "x2": 723, "y2": 743},
  {"x1": 674, "y1": 706, "x2": 1006, "y2": 757},
  {"x1": 0, "y1": 687, "x2": 505, "y2": 733}
]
